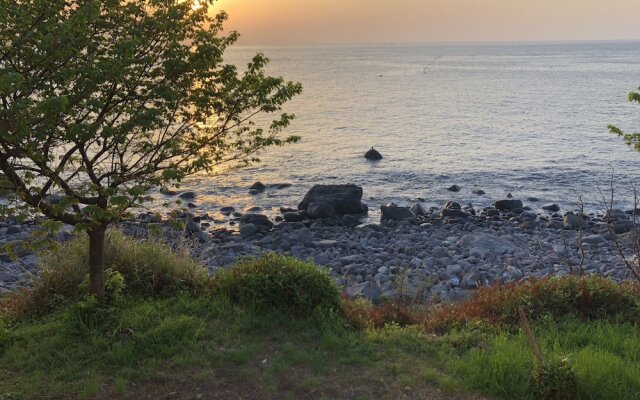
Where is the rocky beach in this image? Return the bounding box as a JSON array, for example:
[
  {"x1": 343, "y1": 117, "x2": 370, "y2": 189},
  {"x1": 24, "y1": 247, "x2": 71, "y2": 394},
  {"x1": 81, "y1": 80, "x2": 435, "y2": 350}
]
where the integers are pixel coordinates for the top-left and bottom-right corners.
[{"x1": 2, "y1": 183, "x2": 638, "y2": 302}]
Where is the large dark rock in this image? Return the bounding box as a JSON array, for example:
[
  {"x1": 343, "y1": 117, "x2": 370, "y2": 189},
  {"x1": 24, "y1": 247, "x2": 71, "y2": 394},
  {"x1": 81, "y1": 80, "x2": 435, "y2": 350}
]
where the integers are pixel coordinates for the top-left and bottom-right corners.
[
  {"x1": 240, "y1": 214, "x2": 273, "y2": 232},
  {"x1": 364, "y1": 148, "x2": 383, "y2": 161},
  {"x1": 495, "y1": 199, "x2": 523, "y2": 211},
  {"x1": 447, "y1": 185, "x2": 461, "y2": 192},
  {"x1": 298, "y1": 184, "x2": 368, "y2": 217},
  {"x1": 250, "y1": 181, "x2": 267, "y2": 192},
  {"x1": 380, "y1": 205, "x2": 417, "y2": 224}
]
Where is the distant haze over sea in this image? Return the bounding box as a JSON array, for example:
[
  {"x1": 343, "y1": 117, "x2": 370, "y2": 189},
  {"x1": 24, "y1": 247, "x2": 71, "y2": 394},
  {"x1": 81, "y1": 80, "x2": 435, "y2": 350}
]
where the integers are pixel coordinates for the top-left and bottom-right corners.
[{"x1": 162, "y1": 42, "x2": 640, "y2": 221}]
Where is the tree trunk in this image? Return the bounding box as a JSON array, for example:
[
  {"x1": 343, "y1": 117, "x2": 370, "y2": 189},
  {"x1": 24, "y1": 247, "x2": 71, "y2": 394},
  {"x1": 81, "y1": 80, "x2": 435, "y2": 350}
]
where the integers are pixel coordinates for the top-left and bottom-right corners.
[{"x1": 88, "y1": 226, "x2": 107, "y2": 300}]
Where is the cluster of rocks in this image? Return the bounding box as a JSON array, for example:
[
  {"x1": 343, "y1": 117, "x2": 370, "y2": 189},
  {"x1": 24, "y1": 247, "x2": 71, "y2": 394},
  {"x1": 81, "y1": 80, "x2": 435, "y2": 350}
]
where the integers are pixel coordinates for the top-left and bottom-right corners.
[{"x1": 2, "y1": 183, "x2": 640, "y2": 303}]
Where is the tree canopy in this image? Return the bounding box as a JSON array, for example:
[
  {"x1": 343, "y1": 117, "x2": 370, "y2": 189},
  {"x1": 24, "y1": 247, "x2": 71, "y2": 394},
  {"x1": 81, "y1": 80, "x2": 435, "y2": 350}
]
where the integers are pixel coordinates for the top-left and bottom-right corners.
[
  {"x1": 0, "y1": 0, "x2": 302, "y2": 297},
  {"x1": 609, "y1": 86, "x2": 640, "y2": 151}
]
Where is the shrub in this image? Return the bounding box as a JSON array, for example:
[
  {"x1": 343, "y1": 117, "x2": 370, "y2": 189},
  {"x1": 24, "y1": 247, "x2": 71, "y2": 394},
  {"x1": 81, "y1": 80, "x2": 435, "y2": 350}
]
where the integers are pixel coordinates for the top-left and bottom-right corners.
[
  {"x1": 427, "y1": 276, "x2": 640, "y2": 331},
  {"x1": 1, "y1": 230, "x2": 210, "y2": 319},
  {"x1": 212, "y1": 253, "x2": 341, "y2": 317},
  {"x1": 342, "y1": 297, "x2": 420, "y2": 329},
  {"x1": 531, "y1": 357, "x2": 578, "y2": 400}
]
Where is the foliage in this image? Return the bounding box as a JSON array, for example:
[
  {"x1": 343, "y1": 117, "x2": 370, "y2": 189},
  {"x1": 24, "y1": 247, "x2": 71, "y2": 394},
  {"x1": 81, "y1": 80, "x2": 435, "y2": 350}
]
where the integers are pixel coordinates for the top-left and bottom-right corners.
[
  {"x1": 1, "y1": 230, "x2": 209, "y2": 319},
  {"x1": 531, "y1": 357, "x2": 578, "y2": 400},
  {"x1": 0, "y1": 0, "x2": 301, "y2": 296},
  {"x1": 212, "y1": 253, "x2": 341, "y2": 317},
  {"x1": 427, "y1": 275, "x2": 640, "y2": 331},
  {"x1": 609, "y1": 85, "x2": 640, "y2": 151},
  {"x1": 342, "y1": 297, "x2": 420, "y2": 329},
  {"x1": 448, "y1": 318, "x2": 640, "y2": 400}
]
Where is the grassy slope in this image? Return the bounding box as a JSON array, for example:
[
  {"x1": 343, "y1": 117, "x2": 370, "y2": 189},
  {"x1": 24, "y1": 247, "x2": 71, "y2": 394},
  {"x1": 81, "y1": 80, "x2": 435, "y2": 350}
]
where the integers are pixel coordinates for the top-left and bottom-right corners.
[{"x1": 2, "y1": 294, "x2": 639, "y2": 400}]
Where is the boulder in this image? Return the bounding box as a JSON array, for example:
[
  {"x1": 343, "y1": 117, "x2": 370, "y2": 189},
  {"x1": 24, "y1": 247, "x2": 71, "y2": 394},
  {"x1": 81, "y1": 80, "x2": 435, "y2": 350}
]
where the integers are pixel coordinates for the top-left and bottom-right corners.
[
  {"x1": 541, "y1": 203, "x2": 560, "y2": 212},
  {"x1": 472, "y1": 189, "x2": 486, "y2": 195},
  {"x1": 250, "y1": 181, "x2": 267, "y2": 192},
  {"x1": 364, "y1": 148, "x2": 383, "y2": 161},
  {"x1": 342, "y1": 214, "x2": 361, "y2": 226},
  {"x1": 459, "y1": 232, "x2": 518, "y2": 259},
  {"x1": 443, "y1": 201, "x2": 462, "y2": 210},
  {"x1": 298, "y1": 184, "x2": 368, "y2": 216},
  {"x1": 307, "y1": 202, "x2": 338, "y2": 219},
  {"x1": 178, "y1": 191, "x2": 196, "y2": 200},
  {"x1": 495, "y1": 199, "x2": 523, "y2": 211},
  {"x1": 447, "y1": 185, "x2": 461, "y2": 192},
  {"x1": 563, "y1": 212, "x2": 586, "y2": 229},
  {"x1": 220, "y1": 206, "x2": 235, "y2": 215},
  {"x1": 610, "y1": 220, "x2": 634, "y2": 234},
  {"x1": 380, "y1": 205, "x2": 417, "y2": 224},
  {"x1": 410, "y1": 203, "x2": 428, "y2": 217},
  {"x1": 283, "y1": 211, "x2": 307, "y2": 222},
  {"x1": 604, "y1": 209, "x2": 629, "y2": 221},
  {"x1": 239, "y1": 223, "x2": 258, "y2": 237},
  {"x1": 240, "y1": 214, "x2": 273, "y2": 232}
]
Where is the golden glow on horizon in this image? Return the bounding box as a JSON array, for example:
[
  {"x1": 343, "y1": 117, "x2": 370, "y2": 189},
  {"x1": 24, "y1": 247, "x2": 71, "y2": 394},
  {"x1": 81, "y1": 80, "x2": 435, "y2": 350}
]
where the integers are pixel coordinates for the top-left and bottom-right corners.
[{"x1": 214, "y1": 0, "x2": 640, "y2": 45}]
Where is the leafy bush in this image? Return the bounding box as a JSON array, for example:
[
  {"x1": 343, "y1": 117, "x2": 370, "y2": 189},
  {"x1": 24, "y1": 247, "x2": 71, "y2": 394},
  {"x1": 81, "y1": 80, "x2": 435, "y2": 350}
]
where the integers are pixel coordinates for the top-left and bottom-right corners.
[
  {"x1": 531, "y1": 357, "x2": 578, "y2": 400},
  {"x1": 212, "y1": 253, "x2": 341, "y2": 317},
  {"x1": 427, "y1": 276, "x2": 640, "y2": 331},
  {"x1": 1, "y1": 230, "x2": 209, "y2": 319}
]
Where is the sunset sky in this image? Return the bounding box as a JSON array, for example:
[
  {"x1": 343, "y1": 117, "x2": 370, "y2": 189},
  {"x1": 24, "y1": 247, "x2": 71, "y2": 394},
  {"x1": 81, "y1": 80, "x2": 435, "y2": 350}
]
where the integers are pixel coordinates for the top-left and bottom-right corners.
[{"x1": 213, "y1": 0, "x2": 640, "y2": 45}]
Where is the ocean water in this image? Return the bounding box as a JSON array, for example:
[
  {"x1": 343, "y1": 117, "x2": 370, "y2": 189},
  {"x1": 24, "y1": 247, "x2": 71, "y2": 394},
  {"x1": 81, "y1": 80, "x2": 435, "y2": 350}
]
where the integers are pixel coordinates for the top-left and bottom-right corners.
[{"x1": 162, "y1": 42, "x2": 640, "y2": 222}]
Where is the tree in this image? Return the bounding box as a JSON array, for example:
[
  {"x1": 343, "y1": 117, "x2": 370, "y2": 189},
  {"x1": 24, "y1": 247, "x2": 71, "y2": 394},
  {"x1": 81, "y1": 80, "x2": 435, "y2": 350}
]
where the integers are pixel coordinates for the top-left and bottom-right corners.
[
  {"x1": 609, "y1": 86, "x2": 640, "y2": 150},
  {"x1": 0, "y1": 0, "x2": 302, "y2": 299}
]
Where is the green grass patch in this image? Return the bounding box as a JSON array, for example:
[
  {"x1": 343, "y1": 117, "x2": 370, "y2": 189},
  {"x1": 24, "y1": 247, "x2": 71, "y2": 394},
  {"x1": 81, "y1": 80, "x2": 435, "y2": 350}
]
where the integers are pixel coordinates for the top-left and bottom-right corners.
[{"x1": 2, "y1": 233, "x2": 640, "y2": 400}]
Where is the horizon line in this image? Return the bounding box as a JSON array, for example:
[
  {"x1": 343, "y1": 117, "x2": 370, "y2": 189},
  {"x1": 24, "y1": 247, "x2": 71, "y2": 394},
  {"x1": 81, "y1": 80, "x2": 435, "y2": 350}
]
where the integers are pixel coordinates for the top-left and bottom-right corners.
[{"x1": 230, "y1": 38, "x2": 640, "y2": 48}]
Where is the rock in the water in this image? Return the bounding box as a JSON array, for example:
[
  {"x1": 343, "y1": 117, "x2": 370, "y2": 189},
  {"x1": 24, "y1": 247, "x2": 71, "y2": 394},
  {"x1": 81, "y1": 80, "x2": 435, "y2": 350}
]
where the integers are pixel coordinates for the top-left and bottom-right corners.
[
  {"x1": 472, "y1": 189, "x2": 486, "y2": 195},
  {"x1": 380, "y1": 205, "x2": 417, "y2": 224},
  {"x1": 298, "y1": 184, "x2": 368, "y2": 216},
  {"x1": 250, "y1": 181, "x2": 267, "y2": 192},
  {"x1": 307, "y1": 202, "x2": 338, "y2": 219},
  {"x1": 542, "y1": 203, "x2": 560, "y2": 212},
  {"x1": 527, "y1": 197, "x2": 540, "y2": 202},
  {"x1": 220, "y1": 206, "x2": 235, "y2": 215},
  {"x1": 364, "y1": 148, "x2": 383, "y2": 161},
  {"x1": 495, "y1": 199, "x2": 523, "y2": 211},
  {"x1": 178, "y1": 191, "x2": 196, "y2": 200},
  {"x1": 447, "y1": 185, "x2": 461, "y2": 192},
  {"x1": 239, "y1": 223, "x2": 258, "y2": 237},
  {"x1": 248, "y1": 189, "x2": 260, "y2": 195},
  {"x1": 272, "y1": 183, "x2": 292, "y2": 189}
]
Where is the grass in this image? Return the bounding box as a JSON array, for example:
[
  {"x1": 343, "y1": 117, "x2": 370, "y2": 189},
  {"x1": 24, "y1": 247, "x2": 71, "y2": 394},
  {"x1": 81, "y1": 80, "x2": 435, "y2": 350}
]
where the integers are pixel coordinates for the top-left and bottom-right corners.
[{"x1": 1, "y1": 232, "x2": 640, "y2": 399}]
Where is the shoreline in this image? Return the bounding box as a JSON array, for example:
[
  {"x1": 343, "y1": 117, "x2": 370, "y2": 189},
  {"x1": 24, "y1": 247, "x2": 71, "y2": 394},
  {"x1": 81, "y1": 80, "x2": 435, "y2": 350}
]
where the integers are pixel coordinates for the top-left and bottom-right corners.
[{"x1": 2, "y1": 184, "x2": 638, "y2": 301}]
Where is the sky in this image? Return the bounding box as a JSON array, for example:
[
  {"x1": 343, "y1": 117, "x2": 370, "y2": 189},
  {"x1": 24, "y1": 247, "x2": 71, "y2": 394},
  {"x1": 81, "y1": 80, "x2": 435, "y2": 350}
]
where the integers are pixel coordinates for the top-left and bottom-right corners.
[{"x1": 212, "y1": 0, "x2": 640, "y2": 45}]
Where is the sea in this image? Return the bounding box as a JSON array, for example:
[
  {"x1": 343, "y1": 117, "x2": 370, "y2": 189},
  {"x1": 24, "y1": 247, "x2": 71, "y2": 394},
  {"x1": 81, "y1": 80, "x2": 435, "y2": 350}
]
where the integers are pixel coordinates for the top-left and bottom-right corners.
[{"x1": 156, "y1": 42, "x2": 640, "y2": 222}]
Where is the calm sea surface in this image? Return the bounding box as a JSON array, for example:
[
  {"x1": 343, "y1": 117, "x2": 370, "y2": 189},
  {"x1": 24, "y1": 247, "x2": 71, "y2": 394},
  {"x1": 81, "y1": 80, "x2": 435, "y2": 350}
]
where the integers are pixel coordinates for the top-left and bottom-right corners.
[{"x1": 164, "y1": 42, "x2": 640, "y2": 221}]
